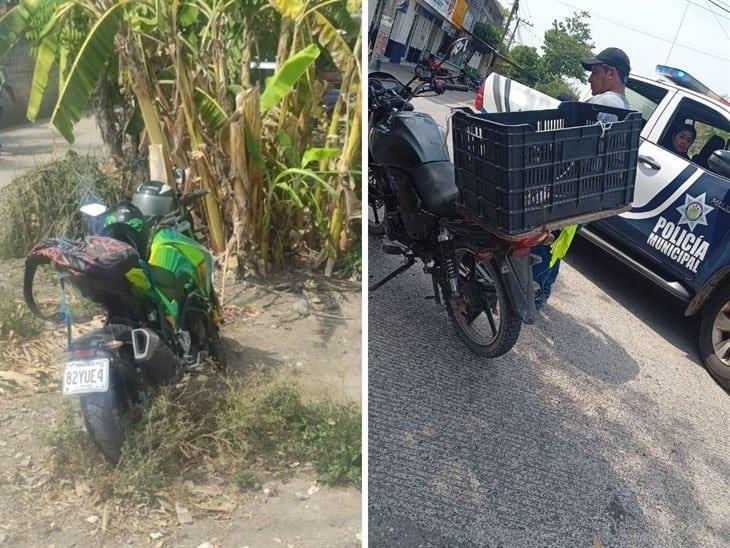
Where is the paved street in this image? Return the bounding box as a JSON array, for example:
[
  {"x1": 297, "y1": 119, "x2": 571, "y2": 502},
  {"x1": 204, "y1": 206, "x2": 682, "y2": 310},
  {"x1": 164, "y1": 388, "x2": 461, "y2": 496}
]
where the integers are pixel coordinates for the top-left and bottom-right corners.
[
  {"x1": 0, "y1": 117, "x2": 105, "y2": 189},
  {"x1": 368, "y1": 92, "x2": 730, "y2": 546}
]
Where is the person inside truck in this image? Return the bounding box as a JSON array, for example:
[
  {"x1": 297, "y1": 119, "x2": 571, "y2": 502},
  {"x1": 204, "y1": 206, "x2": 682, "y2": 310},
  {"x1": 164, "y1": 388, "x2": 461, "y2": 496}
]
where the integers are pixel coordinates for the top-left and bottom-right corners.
[
  {"x1": 661, "y1": 123, "x2": 697, "y2": 159},
  {"x1": 690, "y1": 134, "x2": 725, "y2": 169}
]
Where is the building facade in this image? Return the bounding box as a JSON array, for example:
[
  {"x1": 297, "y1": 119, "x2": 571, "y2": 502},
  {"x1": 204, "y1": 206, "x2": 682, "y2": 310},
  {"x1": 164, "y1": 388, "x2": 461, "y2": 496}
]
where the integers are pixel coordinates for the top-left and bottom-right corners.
[{"x1": 369, "y1": 0, "x2": 504, "y2": 65}]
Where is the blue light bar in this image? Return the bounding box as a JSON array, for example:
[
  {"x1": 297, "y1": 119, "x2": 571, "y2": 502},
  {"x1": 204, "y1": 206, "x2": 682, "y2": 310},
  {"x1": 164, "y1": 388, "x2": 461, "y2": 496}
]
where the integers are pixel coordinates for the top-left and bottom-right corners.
[{"x1": 655, "y1": 64, "x2": 725, "y2": 103}]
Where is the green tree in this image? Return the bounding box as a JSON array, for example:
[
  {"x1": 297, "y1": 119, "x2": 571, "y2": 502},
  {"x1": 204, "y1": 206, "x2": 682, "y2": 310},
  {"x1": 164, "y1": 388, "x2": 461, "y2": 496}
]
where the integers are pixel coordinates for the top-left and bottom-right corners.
[
  {"x1": 497, "y1": 44, "x2": 544, "y2": 86},
  {"x1": 536, "y1": 78, "x2": 577, "y2": 99},
  {"x1": 473, "y1": 21, "x2": 501, "y2": 50},
  {"x1": 541, "y1": 11, "x2": 594, "y2": 83}
]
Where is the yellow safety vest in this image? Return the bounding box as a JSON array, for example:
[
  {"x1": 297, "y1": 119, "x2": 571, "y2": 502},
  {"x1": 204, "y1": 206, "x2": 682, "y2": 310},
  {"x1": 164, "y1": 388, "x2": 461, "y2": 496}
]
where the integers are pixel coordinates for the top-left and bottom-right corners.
[{"x1": 549, "y1": 224, "x2": 578, "y2": 268}]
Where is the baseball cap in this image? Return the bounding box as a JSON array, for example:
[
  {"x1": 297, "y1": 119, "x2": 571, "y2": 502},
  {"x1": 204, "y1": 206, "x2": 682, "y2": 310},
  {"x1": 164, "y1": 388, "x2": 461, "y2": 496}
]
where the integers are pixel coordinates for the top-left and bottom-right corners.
[{"x1": 581, "y1": 48, "x2": 631, "y2": 82}]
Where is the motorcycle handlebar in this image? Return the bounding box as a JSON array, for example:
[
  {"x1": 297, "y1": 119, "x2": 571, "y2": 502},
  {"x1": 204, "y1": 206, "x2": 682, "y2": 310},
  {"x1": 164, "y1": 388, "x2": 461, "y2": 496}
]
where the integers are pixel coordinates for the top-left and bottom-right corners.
[{"x1": 180, "y1": 189, "x2": 208, "y2": 205}]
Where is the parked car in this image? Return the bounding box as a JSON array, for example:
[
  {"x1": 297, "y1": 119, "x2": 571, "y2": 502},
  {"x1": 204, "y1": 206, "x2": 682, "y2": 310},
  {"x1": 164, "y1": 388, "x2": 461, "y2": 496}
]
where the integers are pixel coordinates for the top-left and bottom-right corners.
[{"x1": 476, "y1": 71, "x2": 730, "y2": 390}]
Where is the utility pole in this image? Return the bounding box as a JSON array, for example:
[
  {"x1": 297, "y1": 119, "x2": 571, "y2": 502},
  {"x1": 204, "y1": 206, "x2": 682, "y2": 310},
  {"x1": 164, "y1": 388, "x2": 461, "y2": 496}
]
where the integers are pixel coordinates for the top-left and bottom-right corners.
[
  {"x1": 505, "y1": 17, "x2": 533, "y2": 50},
  {"x1": 501, "y1": 0, "x2": 519, "y2": 43},
  {"x1": 483, "y1": 0, "x2": 519, "y2": 75}
]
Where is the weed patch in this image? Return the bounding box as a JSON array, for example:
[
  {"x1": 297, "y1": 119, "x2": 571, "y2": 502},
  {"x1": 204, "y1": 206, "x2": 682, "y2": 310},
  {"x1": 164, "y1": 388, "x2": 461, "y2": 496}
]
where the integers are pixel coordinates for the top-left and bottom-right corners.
[
  {"x1": 44, "y1": 369, "x2": 361, "y2": 496},
  {"x1": 0, "y1": 300, "x2": 43, "y2": 340}
]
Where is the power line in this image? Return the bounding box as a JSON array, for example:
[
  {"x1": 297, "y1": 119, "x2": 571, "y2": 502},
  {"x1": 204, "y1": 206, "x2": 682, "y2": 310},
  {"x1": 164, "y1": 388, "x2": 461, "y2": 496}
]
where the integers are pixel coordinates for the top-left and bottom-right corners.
[
  {"x1": 555, "y1": 0, "x2": 730, "y2": 62},
  {"x1": 667, "y1": 2, "x2": 690, "y2": 64},
  {"x1": 704, "y1": 0, "x2": 730, "y2": 14},
  {"x1": 707, "y1": 0, "x2": 730, "y2": 38},
  {"x1": 685, "y1": 0, "x2": 730, "y2": 20}
]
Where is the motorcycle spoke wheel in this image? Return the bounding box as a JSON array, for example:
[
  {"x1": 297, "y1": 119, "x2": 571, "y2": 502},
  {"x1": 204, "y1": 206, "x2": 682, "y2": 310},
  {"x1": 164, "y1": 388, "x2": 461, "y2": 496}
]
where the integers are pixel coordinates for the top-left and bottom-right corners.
[
  {"x1": 445, "y1": 242, "x2": 522, "y2": 358},
  {"x1": 452, "y1": 250, "x2": 502, "y2": 346},
  {"x1": 368, "y1": 171, "x2": 386, "y2": 235}
]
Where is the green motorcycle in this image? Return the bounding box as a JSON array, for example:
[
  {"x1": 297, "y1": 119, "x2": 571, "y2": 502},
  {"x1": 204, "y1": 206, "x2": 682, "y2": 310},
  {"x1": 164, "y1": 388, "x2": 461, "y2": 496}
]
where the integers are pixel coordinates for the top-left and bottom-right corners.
[{"x1": 23, "y1": 175, "x2": 224, "y2": 463}]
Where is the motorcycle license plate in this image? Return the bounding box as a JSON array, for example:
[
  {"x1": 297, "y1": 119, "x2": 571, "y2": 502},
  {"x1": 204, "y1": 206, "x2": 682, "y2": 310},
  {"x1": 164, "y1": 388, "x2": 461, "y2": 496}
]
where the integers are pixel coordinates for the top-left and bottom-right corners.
[{"x1": 62, "y1": 358, "x2": 110, "y2": 395}]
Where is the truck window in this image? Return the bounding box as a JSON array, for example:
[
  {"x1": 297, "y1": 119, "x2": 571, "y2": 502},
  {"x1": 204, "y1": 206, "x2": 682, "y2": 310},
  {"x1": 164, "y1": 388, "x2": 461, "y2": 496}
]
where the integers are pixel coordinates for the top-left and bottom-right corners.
[
  {"x1": 659, "y1": 97, "x2": 730, "y2": 176},
  {"x1": 625, "y1": 79, "x2": 668, "y2": 123}
]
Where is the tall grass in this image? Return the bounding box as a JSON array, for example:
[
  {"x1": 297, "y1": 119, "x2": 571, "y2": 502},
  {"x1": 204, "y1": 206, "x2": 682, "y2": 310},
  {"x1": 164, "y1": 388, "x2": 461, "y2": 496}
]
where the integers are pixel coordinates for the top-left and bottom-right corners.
[{"x1": 45, "y1": 369, "x2": 362, "y2": 494}]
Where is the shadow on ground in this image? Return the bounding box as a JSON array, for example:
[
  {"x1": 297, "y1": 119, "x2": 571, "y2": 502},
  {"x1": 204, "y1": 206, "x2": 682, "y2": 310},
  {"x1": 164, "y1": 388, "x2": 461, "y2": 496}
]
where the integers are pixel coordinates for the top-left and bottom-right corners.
[
  {"x1": 564, "y1": 236, "x2": 701, "y2": 367},
  {"x1": 368, "y1": 238, "x2": 729, "y2": 547}
]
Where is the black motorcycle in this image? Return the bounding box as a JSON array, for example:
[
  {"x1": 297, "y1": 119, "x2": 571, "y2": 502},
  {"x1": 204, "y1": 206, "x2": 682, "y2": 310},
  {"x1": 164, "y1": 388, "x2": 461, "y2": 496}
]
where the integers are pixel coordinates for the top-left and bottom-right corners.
[
  {"x1": 368, "y1": 40, "x2": 640, "y2": 357},
  {"x1": 368, "y1": 77, "x2": 546, "y2": 355}
]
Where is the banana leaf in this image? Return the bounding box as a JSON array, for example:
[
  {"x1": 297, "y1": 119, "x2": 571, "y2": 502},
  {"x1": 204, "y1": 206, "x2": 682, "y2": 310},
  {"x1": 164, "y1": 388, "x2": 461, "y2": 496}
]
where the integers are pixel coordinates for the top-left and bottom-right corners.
[
  {"x1": 194, "y1": 87, "x2": 228, "y2": 131},
  {"x1": 178, "y1": 4, "x2": 199, "y2": 26},
  {"x1": 301, "y1": 147, "x2": 340, "y2": 168},
  {"x1": 260, "y1": 43, "x2": 320, "y2": 113},
  {"x1": 313, "y1": 11, "x2": 352, "y2": 69},
  {"x1": 268, "y1": 0, "x2": 305, "y2": 18},
  {"x1": 51, "y1": 2, "x2": 126, "y2": 143},
  {"x1": 317, "y1": 0, "x2": 357, "y2": 38},
  {"x1": 0, "y1": 0, "x2": 41, "y2": 59},
  {"x1": 27, "y1": 29, "x2": 59, "y2": 121}
]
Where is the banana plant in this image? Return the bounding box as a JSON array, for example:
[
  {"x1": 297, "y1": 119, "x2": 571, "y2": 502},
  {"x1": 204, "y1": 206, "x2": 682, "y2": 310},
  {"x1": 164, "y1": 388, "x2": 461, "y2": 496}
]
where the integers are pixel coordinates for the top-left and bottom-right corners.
[{"x1": 9, "y1": 0, "x2": 361, "y2": 271}]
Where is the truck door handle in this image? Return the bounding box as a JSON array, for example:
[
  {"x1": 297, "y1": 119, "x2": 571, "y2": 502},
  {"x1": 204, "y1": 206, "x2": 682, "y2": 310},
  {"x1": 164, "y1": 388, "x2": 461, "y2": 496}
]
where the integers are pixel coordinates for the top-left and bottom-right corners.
[{"x1": 638, "y1": 155, "x2": 661, "y2": 170}]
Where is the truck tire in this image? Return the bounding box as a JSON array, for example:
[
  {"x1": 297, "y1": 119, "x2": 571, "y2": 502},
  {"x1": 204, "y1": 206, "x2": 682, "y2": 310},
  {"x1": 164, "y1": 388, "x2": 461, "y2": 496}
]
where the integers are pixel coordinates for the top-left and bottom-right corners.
[{"x1": 699, "y1": 284, "x2": 730, "y2": 391}]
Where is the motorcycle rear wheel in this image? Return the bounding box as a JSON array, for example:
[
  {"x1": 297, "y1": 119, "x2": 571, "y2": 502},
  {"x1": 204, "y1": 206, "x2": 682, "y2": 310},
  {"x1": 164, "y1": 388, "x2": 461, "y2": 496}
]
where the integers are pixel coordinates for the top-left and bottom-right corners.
[
  {"x1": 445, "y1": 241, "x2": 522, "y2": 357},
  {"x1": 80, "y1": 381, "x2": 127, "y2": 464}
]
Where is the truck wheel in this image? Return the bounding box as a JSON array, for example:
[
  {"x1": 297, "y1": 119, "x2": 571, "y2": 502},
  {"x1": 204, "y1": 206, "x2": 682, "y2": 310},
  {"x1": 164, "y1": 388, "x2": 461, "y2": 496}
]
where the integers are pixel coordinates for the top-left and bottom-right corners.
[{"x1": 699, "y1": 284, "x2": 730, "y2": 391}]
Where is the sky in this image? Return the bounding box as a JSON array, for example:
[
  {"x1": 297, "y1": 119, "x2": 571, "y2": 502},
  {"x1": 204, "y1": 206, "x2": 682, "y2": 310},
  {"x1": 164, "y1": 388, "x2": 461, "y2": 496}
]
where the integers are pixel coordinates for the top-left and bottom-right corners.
[{"x1": 506, "y1": 0, "x2": 730, "y2": 97}]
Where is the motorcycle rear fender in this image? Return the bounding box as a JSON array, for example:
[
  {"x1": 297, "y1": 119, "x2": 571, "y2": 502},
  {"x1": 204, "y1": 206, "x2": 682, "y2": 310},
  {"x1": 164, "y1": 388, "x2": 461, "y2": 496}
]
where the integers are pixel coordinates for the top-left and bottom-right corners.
[
  {"x1": 69, "y1": 325, "x2": 144, "y2": 389},
  {"x1": 496, "y1": 252, "x2": 538, "y2": 325}
]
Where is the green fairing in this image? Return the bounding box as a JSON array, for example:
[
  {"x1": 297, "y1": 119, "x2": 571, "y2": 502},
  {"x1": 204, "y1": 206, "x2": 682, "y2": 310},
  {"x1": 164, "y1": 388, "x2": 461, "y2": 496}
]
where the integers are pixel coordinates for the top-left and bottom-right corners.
[{"x1": 147, "y1": 228, "x2": 213, "y2": 327}]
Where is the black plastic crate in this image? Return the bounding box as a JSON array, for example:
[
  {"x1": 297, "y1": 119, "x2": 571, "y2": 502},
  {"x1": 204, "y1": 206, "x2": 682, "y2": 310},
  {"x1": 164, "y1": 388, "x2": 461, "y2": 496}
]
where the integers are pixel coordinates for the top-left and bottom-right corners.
[{"x1": 452, "y1": 102, "x2": 642, "y2": 235}]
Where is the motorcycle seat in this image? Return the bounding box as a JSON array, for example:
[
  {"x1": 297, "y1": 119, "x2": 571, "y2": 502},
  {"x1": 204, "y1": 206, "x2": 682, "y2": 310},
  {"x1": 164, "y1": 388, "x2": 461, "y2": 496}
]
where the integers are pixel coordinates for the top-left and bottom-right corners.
[{"x1": 411, "y1": 161, "x2": 459, "y2": 218}]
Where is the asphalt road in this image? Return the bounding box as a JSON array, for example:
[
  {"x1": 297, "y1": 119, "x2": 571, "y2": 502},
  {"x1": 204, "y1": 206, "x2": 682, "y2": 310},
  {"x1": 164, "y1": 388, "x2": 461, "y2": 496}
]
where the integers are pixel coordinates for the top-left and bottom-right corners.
[
  {"x1": 0, "y1": 117, "x2": 105, "y2": 189},
  {"x1": 367, "y1": 91, "x2": 730, "y2": 546}
]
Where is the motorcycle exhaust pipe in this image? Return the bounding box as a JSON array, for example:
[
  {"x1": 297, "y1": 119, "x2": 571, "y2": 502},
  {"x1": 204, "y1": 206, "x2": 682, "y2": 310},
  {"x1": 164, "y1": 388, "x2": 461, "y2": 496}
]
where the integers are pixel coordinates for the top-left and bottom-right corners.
[{"x1": 131, "y1": 328, "x2": 182, "y2": 385}]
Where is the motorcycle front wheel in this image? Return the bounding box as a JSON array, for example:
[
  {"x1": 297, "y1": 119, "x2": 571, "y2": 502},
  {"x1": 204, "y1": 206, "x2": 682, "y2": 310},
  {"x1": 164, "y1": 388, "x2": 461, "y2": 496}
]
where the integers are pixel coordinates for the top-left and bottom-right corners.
[
  {"x1": 368, "y1": 166, "x2": 387, "y2": 236},
  {"x1": 414, "y1": 65, "x2": 429, "y2": 80},
  {"x1": 444, "y1": 241, "x2": 522, "y2": 357}
]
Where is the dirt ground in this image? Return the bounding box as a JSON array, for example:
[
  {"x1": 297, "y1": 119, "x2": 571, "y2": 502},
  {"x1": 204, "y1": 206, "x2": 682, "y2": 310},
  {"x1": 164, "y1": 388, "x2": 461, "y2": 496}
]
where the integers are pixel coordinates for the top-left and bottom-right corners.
[{"x1": 0, "y1": 259, "x2": 362, "y2": 547}]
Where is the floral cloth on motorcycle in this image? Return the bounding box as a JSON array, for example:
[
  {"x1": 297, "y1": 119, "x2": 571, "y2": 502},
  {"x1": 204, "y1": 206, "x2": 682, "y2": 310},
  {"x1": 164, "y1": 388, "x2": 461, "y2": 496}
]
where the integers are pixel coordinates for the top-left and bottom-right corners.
[
  {"x1": 23, "y1": 237, "x2": 141, "y2": 320},
  {"x1": 26, "y1": 236, "x2": 139, "y2": 278}
]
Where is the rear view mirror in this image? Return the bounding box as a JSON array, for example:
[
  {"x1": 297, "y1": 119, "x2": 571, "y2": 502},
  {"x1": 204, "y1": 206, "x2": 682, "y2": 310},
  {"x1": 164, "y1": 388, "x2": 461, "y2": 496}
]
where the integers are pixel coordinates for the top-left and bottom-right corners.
[
  {"x1": 436, "y1": 37, "x2": 470, "y2": 69},
  {"x1": 708, "y1": 150, "x2": 730, "y2": 179}
]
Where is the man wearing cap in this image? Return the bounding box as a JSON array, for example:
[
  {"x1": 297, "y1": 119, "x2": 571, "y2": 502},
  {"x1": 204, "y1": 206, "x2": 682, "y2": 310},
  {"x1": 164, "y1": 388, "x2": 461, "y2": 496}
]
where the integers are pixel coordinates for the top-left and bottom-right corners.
[
  {"x1": 532, "y1": 47, "x2": 633, "y2": 311},
  {"x1": 581, "y1": 47, "x2": 632, "y2": 117}
]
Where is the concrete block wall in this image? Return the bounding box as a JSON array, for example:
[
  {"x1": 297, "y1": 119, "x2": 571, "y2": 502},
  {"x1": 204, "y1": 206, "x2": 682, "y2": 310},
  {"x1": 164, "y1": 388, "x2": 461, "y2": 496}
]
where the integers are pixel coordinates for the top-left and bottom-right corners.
[{"x1": 1, "y1": 39, "x2": 59, "y2": 127}]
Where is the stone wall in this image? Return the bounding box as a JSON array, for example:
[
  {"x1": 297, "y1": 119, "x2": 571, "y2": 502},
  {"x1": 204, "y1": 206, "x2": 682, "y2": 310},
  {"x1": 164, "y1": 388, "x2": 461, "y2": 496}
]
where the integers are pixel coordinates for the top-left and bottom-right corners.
[{"x1": 1, "y1": 39, "x2": 59, "y2": 127}]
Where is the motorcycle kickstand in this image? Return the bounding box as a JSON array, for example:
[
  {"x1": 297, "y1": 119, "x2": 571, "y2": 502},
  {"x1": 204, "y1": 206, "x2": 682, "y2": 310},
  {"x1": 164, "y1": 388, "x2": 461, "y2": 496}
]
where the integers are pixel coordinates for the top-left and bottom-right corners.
[{"x1": 369, "y1": 254, "x2": 416, "y2": 291}]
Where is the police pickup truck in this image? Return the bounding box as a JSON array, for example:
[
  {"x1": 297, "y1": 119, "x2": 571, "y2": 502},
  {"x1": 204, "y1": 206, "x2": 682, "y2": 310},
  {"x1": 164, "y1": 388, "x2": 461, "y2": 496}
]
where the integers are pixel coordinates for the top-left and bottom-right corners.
[{"x1": 475, "y1": 68, "x2": 730, "y2": 390}]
